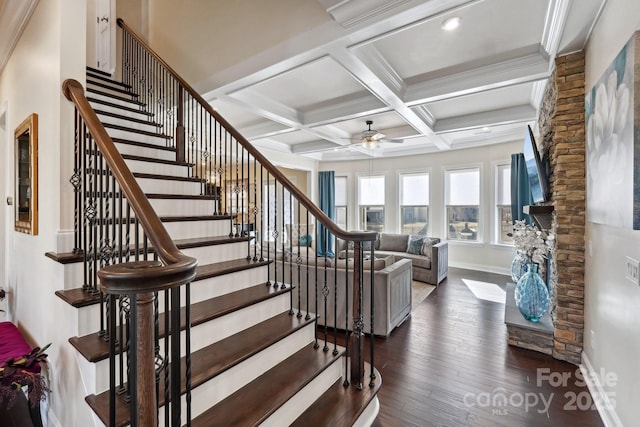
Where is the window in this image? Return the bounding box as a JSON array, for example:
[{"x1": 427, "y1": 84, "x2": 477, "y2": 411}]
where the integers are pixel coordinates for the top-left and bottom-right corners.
[
  {"x1": 445, "y1": 168, "x2": 480, "y2": 241},
  {"x1": 263, "y1": 182, "x2": 292, "y2": 242},
  {"x1": 399, "y1": 172, "x2": 429, "y2": 235},
  {"x1": 335, "y1": 176, "x2": 348, "y2": 230},
  {"x1": 359, "y1": 175, "x2": 385, "y2": 232},
  {"x1": 496, "y1": 163, "x2": 513, "y2": 244}
]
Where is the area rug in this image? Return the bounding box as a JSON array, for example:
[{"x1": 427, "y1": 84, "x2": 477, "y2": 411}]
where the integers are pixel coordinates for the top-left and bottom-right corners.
[{"x1": 412, "y1": 280, "x2": 436, "y2": 311}]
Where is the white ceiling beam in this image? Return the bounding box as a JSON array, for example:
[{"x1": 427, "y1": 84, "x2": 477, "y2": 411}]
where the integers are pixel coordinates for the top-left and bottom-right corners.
[
  {"x1": 434, "y1": 105, "x2": 536, "y2": 133},
  {"x1": 240, "y1": 121, "x2": 293, "y2": 139},
  {"x1": 227, "y1": 91, "x2": 302, "y2": 127},
  {"x1": 301, "y1": 91, "x2": 388, "y2": 126},
  {"x1": 406, "y1": 48, "x2": 550, "y2": 105},
  {"x1": 541, "y1": 0, "x2": 572, "y2": 62},
  {"x1": 331, "y1": 46, "x2": 451, "y2": 150}
]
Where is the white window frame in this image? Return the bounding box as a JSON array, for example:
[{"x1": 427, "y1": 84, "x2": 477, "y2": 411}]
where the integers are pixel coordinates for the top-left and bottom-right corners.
[
  {"x1": 495, "y1": 161, "x2": 513, "y2": 245},
  {"x1": 358, "y1": 174, "x2": 385, "y2": 232},
  {"x1": 444, "y1": 165, "x2": 482, "y2": 243},
  {"x1": 335, "y1": 175, "x2": 348, "y2": 230},
  {"x1": 398, "y1": 170, "x2": 430, "y2": 235}
]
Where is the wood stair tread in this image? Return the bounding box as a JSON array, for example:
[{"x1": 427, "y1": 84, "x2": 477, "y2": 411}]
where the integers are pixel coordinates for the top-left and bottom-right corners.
[
  {"x1": 54, "y1": 258, "x2": 270, "y2": 307},
  {"x1": 191, "y1": 344, "x2": 342, "y2": 427},
  {"x1": 87, "y1": 97, "x2": 154, "y2": 116},
  {"x1": 160, "y1": 215, "x2": 233, "y2": 222},
  {"x1": 55, "y1": 287, "x2": 101, "y2": 308},
  {"x1": 86, "y1": 312, "x2": 316, "y2": 427},
  {"x1": 69, "y1": 282, "x2": 292, "y2": 362},
  {"x1": 132, "y1": 172, "x2": 203, "y2": 182},
  {"x1": 122, "y1": 153, "x2": 189, "y2": 166},
  {"x1": 291, "y1": 365, "x2": 381, "y2": 426},
  {"x1": 86, "y1": 79, "x2": 138, "y2": 97},
  {"x1": 145, "y1": 193, "x2": 218, "y2": 200},
  {"x1": 87, "y1": 87, "x2": 145, "y2": 106},
  {"x1": 95, "y1": 110, "x2": 161, "y2": 127},
  {"x1": 104, "y1": 123, "x2": 171, "y2": 139},
  {"x1": 86, "y1": 72, "x2": 132, "y2": 89},
  {"x1": 110, "y1": 137, "x2": 175, "y2": 152},
  {"x1": 86, "y1": 66, "x2": 111, "y2": 77}
]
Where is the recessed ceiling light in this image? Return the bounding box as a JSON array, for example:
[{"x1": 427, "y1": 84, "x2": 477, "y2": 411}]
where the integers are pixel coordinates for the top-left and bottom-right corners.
[{"x1": 441, "y1": 16, "x2": 461, "y2": 31}]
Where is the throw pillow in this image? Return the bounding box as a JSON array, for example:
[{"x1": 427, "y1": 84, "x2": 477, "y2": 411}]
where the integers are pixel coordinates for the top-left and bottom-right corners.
[
  {"x1": 420, "y1": 237, "x2": 441, "y2": 256},
  {"x1": 407, "y1": 235, "x2": 425, "y2": 255},
  {"x1": 378, "y1": 233, "x2": 409, "y2": 252},
  {"x1": 299, "y1": 234, "x2": 313, "y2": 247}
]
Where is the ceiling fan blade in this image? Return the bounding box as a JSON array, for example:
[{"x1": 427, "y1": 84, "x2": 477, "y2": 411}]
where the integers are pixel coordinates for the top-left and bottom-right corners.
[{"x1": 371, "y1": 132, "x2": 386, "y2": 140}]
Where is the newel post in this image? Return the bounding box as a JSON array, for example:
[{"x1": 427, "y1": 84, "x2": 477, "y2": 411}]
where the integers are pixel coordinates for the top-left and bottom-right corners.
[
  {"x1": 350, "y1": 241, "x2": 365, "y2": 389},
  {"x1": 135, "y1": 291, "x2": 158, "y2": 427}
]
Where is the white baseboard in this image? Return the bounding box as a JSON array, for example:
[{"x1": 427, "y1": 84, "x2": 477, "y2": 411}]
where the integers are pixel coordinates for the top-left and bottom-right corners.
[
  {"x1": 449, "y1": 261, "x2": 510, "y2": 276},
  {"x1": 580, "y1": 351, "x2": 623, "y2": 427}
]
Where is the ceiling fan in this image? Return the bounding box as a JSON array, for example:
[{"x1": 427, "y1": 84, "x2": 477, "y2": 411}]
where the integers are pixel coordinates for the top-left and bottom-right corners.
[{"x1": 352, "y1": 120, "x2": 404, "y2": 149}]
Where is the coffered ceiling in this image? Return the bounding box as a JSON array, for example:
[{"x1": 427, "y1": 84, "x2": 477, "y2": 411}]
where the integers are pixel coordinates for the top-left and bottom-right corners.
[{"x1": 198, "y1": 0, "x2": 605, "y2": 161}]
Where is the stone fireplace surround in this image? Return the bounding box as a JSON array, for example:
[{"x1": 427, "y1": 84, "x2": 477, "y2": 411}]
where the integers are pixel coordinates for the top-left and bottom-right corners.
[{"x1": 506, "y1": 51, "x2": 586, "y2": 366}]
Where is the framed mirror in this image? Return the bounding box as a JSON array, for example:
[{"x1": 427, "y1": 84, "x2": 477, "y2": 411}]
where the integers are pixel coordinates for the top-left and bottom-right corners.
[{"x1": 14, "y1": 113, "x2": 38, "y2": 235}]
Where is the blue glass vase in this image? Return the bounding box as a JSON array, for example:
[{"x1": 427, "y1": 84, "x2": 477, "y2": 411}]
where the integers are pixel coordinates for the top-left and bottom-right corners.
[
  {"x1": 514, "y1": 263, "x2": 549, "y2": 322},
  {"x1": 510, "y1": 252, "x2": 529, "y2": 283}
]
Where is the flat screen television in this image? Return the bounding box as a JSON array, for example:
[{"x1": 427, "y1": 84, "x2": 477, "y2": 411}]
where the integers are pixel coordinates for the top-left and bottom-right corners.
[{"x1": 523, "y1": 125, "x2": 549, "y2": 204}]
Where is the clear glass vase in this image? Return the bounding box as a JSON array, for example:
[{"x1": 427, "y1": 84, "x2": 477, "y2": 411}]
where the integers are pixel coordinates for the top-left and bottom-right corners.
[
  {"x1": 514, "y1": 263, "x2": 549, "y2": 322},
  {"x1": 510, "y1": 252, "x2": 529, "y2": 283}
]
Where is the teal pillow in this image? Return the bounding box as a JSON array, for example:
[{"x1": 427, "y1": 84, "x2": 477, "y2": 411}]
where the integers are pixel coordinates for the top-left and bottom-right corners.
[
  {"x1": 407, "y1": 235, "x2": 425, "y2": 255},
  {"x1": 299, "y1": 234, "x2": 313, "y2": 247}
]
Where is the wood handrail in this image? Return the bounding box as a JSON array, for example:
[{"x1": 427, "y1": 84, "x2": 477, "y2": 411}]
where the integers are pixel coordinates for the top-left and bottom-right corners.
[
  {"x1": 62, "y1": 79, "x2": 197, "y2": 292},
  {"x1": 117, "y1": 18, "x2": 375, "y2": 243}
]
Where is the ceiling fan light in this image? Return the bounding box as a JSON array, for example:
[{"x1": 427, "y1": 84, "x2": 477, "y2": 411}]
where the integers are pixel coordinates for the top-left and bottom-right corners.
[{"x1": 362, "y1": 139, "x2": 378, "y2": 150}]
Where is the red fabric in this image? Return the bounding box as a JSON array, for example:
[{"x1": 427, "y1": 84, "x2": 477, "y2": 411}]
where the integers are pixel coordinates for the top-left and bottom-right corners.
[{"x1": 0, "y1": 321, "x2": 40, "y2": 373}]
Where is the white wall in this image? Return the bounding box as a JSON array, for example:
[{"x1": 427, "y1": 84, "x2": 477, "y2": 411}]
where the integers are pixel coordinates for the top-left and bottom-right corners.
[
  {"x1": 146, "y1": 0, "x2": 334, "y2": 89},
  {"x1": 320, "y1": 141, "x2": 520, "y2": 274},
  {"x1": 0, "y1": 0, "x2": 91, "y2": 425},
  {"x1": 583, "y1": 1, "x2": 640, "y2": 425}
]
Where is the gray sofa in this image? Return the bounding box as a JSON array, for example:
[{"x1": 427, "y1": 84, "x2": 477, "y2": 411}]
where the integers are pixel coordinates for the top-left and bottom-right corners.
[
  {"x1": 340, "y1": 233, "x2": 448, "y2": 285},
  {"x1": 376, "y1": 233, "x2": 448, "y2": 285},
  {"x1": 270, "y1": 256, "x2": 413, "y2": 337}
]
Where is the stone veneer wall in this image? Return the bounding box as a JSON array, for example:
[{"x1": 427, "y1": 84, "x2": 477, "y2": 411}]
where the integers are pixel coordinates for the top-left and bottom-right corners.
[{"x1": 545, "y1": 52, "x2": 587, "y2": 365}]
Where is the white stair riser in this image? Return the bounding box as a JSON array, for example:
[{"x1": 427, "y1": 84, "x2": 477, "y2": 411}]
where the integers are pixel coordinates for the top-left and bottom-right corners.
[
  {"x1": 189, "y1": 266, "x2": 269, "y2": 303},
  {"x1": 87, "y1": 77, "x2": 124, "y2": 91},
  {"x1": 180, "y1": 241, "x2": 248, "y2": 265},
  {"x1": 89, "y1": 102, "x2": 151, "y2": 122},
  {"x1": 163, "y1": 324, "x2": 316, "y2": 421},
  {"x1": 87, "y1": 91, "x2": 143, "y2": 109},
  {"x1": 124, "y1": 158, "x2": 190, "y2": 177},
  {"x1": 137, "y1": 178, "x2": 202, "y2": 196},
  {"x1": 98, "y1": 116, "x2": 160, "y2": 134},
  {"x1": 91, "y1": 295, "x2": 294, "y2": 393},
  {"x1": 165, "y1": 293, "x2": 291, "y2": 356},
  {"x1": 115, "y1": 142, "x2": 175, "y2": 161},
  {"x1": 74, "y1": 265, "x2": 270, "y2": 335},
  {"x1": 163, "y1": 219, "x2": 231, "y2": 240},
  {"x1": 263, "y1": 357, "x2": 343, "y2": 427},
  {"x1": 87, "y1": 82, "x2": 137, "y2": 100},
  {"x1": 148, "y1": 198, "x2": 215, "y2": 217},
  {"x1": 106, "y1": 127, "x2": 171, "y2": 146}
]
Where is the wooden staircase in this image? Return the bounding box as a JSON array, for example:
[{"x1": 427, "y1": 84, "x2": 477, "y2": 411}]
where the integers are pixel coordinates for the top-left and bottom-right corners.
[{"x1": 50, "y1": 66, "x2": 380, "y2": 426}]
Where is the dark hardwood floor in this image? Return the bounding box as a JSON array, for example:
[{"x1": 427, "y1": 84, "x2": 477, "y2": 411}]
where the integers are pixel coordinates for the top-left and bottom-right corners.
[{"x1": 364, "y1": 267, "x2": 604, "y2": 427}]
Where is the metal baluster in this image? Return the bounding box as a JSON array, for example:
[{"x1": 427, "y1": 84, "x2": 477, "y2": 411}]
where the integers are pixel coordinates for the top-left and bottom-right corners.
[
  {"x1": 369, "y1": 243, "x2": 376, "y2": 387},
  {"x1": 333, "y1": 234, "x2": 339, "y2": 356},
  {"x1": 322, "y1": 226, "x2": 329, "y2": 352}
]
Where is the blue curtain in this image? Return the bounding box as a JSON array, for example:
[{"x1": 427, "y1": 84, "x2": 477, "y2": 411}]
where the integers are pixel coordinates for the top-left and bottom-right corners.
[
  {"x1": 318, "y1": 171, "x2": 335, "y2": 257},
  {"x1": 511, "y1": 153, "x2": 533, "y2": 224}
]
